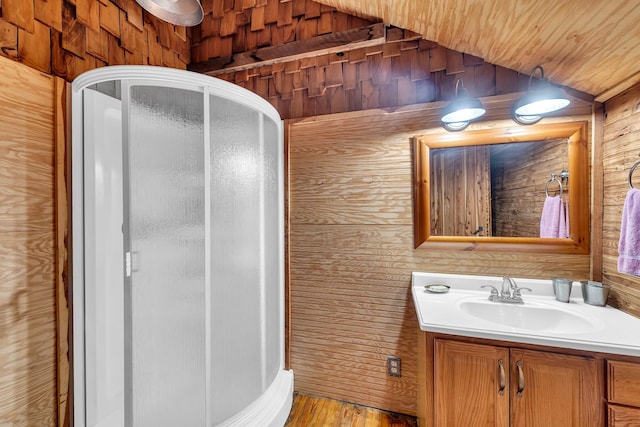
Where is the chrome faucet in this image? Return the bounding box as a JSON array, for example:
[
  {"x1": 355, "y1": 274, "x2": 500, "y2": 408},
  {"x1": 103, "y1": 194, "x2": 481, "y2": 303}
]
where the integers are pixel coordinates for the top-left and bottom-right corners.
[
  {"x1": 501, "y1": 277, "x2": 517, "y2": 299},
  {"x1": 481, "y1": 277, "x2": 532, "y2": 304}
]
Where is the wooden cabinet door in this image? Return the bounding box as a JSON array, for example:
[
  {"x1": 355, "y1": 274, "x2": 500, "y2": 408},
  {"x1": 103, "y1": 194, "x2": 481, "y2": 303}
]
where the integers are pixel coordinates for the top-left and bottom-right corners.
[
  {"x1": 434, "y1": 339, "x2": 509, "y2": 427},
  {"x1": 510, "y1": 348, "x2": 601, "y2": 427}
]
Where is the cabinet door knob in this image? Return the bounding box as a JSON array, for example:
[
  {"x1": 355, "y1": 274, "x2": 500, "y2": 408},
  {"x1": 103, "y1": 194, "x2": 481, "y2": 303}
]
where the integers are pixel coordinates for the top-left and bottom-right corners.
[
  {"x1": 516, "y1": 361, "x2": 525, "y2": 397},
  {"x1": 498, "y1": 359, "x2": 505, "y2": 396}
]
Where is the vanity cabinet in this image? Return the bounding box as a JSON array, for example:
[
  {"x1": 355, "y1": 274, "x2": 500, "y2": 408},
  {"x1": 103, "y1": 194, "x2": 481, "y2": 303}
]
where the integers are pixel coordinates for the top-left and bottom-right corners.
[
  {"x1": 607, "y1": 359, "x2": 640, "y2": 426},
  {"x1": 422, "y1": 335, "x2": 605, "y2": 426}
]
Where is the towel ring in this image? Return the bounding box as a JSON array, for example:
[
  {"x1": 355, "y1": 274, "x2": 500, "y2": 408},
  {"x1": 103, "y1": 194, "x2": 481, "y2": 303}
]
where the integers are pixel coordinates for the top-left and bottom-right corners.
[
  {"x1": 629, "y1": 158, "x2": 640, "y2": 189},
  {"x1": 545, "y1": 174, "x2": 563, "y2": 197}
]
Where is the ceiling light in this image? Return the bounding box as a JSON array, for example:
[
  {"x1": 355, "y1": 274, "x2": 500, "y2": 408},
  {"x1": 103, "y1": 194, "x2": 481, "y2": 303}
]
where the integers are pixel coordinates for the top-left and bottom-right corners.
[
  {"x1": 512, "y1": 65, "x2": 570, "y2": 125},
  {"x1": 441, "y1": 79, "x2": 486, "y2": 131},
  {"x1": 136, "y1": 0, "x2": 204, "y2": 26}
]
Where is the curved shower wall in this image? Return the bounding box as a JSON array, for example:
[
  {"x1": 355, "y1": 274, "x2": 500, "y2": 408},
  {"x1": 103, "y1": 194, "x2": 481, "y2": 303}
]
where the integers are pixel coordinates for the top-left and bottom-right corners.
[{"x1": 71, "y1": 66, "x2": 292, "y2": 427}]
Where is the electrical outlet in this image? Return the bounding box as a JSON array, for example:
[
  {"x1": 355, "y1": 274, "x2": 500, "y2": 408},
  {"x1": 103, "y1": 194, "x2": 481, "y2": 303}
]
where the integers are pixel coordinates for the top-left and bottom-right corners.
[{"x1": 387, "y1": 356, "x2": 401, "y2": 377}]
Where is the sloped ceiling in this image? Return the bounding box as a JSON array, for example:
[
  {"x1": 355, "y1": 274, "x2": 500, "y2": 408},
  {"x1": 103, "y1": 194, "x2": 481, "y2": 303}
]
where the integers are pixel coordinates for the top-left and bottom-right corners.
[{"x1": 314, "y1": 0, "x2": 640, "y2": 101}]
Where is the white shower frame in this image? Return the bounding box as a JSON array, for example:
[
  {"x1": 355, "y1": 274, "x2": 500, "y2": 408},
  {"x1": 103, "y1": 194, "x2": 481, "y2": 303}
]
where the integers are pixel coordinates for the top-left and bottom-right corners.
[{"x1": 71, "y1": 66, "x2": 292, "y2": 427}]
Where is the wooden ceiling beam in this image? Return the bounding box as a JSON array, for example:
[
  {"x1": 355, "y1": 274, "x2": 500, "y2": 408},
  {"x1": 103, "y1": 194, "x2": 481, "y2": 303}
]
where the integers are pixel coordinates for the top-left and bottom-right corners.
[
  {"x1": 594, "y1": 70, "x2": 640, "y2": 102},
  {"x1": 189, "y1": 23, "x2": 385, "y2": 76}
]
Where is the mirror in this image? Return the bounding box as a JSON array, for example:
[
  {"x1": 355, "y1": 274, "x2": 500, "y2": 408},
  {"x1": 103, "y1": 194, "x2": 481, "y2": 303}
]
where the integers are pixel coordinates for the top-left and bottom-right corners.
[
  {"x1": 430, "y1": 138, "x2": 569, "y2": 238},
  {"x1": 412, "y1": 121, "x2": 589, "y2": 253}
]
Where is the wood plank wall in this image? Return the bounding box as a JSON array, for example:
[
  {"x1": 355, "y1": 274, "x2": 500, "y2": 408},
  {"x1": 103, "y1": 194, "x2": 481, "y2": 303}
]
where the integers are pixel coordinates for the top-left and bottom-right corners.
[
  {"x1": 601, "y1": 82, "x2": 640, "y2": 317},
  {"x1": 0, "y1": 0, "x2": 192, "y2": 81},
  {"x1": 491, "y1": 139, "x2": 569, "y2": 237},
  {"x1": 0, "y1": 55, "x2": 60, "y2": 427},
  {"x1": 288, "y1": 104, "x2": 592, "y2": 415}
]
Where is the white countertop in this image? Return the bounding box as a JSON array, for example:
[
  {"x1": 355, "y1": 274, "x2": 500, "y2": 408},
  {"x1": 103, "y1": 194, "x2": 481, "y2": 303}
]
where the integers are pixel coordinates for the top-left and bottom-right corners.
[{"x1": 412, "y1": 272, "x2": 640, "y2": 357}]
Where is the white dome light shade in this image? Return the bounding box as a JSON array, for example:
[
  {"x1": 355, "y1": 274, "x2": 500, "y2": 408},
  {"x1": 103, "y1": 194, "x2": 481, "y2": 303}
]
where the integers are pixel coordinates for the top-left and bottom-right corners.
[
  {"x1": 512, "y1": 66, "x2": 571, "y2": 125},
  {"x1": 513, "y1": 86, "x2": 571, "y2": 116},
  {"x1": 136, "y1": 0, "x2": 204, "y2": 26},
  {"x1": 441, "y1": 90, "x2": 486, "y2": 124}
]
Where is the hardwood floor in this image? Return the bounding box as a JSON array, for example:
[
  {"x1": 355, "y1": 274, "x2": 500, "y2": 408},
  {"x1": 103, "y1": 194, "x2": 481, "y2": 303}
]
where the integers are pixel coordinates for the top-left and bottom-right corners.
[{"x1": 284, "y1": 393, "x2": 418, "y2": 426}]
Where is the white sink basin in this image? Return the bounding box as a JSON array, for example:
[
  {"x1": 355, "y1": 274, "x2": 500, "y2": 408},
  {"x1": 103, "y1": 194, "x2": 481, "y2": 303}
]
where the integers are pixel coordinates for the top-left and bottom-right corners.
[
  {"x1": 458, "y1": 298, "x2": 597, "y2": 334},
  {"x1": 412, "y1": 272, "x2": 640, "y2": 357}
]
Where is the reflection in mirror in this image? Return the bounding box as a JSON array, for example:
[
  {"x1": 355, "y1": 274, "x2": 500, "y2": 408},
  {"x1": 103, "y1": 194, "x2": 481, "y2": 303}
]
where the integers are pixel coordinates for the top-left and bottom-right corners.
[
  {"x1": 429, "y1": 138, "x2": 569, "y2": 238},
  {"x1": 412, "y1": 121, "x2": 589, "y2": 253}
]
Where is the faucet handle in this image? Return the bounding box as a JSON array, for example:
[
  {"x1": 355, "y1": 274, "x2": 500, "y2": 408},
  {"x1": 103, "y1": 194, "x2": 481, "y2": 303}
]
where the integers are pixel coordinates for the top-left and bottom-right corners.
[
  {"x1": 513, "y1": 287, "x2": 532, "y2": 298},
  {"x1": 481, "y1": 285, "x2": 499, "y2": 294},
  {"x1": 481, "y1": 285, "x2": 499, "y2": 301}
]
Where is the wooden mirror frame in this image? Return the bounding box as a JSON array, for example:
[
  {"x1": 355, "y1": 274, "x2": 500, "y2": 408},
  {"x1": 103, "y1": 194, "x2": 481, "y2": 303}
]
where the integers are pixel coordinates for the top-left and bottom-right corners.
[{"x1": 413, "y1": 121, "x2": 589, "y2": 253}]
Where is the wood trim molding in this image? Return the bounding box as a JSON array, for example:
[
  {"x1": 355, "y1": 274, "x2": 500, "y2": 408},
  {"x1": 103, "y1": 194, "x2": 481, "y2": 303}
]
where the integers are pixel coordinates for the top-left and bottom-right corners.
[
  {"x1": 284, "y1": 120, "x2": 292, "y2": 371},
  {"x1": 413, "y1": 120, "x2": 591, "y2": 253},
  {"x1": 55, "y1": 77, "x2": 70, "y2": 427},
  {"x1": 591, "y1": 103, "x2": 604, "y2": 281},
  {"x1": 190, "y1": 23, "x2": 385, "y2": 75},
  {"x1": 595, "y1": 69, "x2": 640, "y2": 102}
]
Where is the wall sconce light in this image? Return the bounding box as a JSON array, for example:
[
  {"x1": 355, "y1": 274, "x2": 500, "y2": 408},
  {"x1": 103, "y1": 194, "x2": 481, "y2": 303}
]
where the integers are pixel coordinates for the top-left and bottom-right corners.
[
  {"x1": 135, "y1": 0, "x2": 204, "y2": 26},
  {"x1": 441, "y1": 79, "x2": 486, "y2": 131},
  {"x1": 512, "y1": 65, "x2": 570, "y2": 125}
]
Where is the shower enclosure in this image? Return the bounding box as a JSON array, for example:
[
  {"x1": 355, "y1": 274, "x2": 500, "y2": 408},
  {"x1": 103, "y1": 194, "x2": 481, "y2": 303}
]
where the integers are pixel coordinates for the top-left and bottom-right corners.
[{"x1": 71, "y1": 67, "x2": 292, "y2": 427}]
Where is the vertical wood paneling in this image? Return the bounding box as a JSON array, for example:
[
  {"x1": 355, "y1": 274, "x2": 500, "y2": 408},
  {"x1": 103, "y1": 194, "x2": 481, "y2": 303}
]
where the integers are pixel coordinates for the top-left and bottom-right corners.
[
  {"x1": 430, "y1": 146, "x2": 491, "y2": 237},
  {"x1": 0, "y1": 55, "x2": 57, "y2": 427},
  {"x1": 287, "y1": 103, "x2": 591, "y2": 415},
  {"x1": 601, "y1": 82, "x2": 640, "y2": 318}
]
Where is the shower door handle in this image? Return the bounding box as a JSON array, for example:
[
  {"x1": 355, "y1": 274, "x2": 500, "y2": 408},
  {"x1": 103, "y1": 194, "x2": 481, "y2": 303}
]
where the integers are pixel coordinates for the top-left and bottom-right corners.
[
  {"x1": 125, "y1": 251, "x2": 140, "y2": 277},
  {"x1": 125, "y1": 252, "x2": 132, "y2": 277}
]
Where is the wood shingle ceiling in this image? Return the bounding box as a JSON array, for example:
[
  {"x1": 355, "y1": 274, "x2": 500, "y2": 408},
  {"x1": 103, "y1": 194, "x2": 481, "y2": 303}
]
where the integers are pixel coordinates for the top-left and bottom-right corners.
[{"x1": 190, "y1": 0, "x2": 595, "y2": 119}]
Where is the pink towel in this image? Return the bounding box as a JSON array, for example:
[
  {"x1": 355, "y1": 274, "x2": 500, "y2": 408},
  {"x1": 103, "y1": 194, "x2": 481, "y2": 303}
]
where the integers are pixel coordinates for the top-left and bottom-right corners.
[
  {"x1": 618, "y1": 189, "x2": 640, "y2": 276},
  {"x1": 540, "y1": 196, "x2": 568, "y2": 238}
]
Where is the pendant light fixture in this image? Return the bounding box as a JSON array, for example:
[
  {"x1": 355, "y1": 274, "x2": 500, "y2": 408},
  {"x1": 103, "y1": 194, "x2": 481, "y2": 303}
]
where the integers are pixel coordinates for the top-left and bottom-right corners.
[
  {"x1": 136, "y1": 0, "x2": 204, "y2": 26},
  {"x1": 441, "y1": 79, "x2": 486, "y2": 131},
  {"x1": 512, "y1": 65, "x2": 570, "y2": 125}
]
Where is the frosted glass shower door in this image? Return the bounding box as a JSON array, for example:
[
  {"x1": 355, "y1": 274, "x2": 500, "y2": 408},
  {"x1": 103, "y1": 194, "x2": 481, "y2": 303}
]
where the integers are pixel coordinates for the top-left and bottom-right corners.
[
  {"x1": 83, "y1": 88, "x2": 126, "y2": 427},
  {"x1": 124, "y1": 84, "x2": 206, "y2": 426},
  {"x1": 209, "y1": 96, "x2": 283, "y2": 425}
]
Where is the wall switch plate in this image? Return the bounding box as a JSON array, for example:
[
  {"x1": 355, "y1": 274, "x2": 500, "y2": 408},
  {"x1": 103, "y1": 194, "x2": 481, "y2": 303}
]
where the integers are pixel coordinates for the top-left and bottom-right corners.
[{"x1": 387, "y1": 356, "x2": 401, "y2": 377}]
